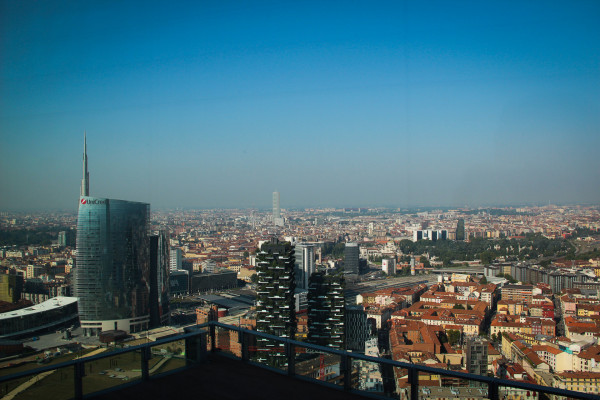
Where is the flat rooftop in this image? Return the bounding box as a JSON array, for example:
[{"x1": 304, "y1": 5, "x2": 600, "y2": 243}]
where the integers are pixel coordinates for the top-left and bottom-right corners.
[{"x1": 0, "y1": 296, "x2": 77, "y2": 321}]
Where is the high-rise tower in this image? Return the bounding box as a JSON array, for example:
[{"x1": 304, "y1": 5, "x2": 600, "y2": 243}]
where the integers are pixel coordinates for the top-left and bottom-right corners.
[
  {"x1": 74, "y1": 134, "x2": 162, "y2": 336},
  {"x1": 272, "y1": 191, "x2": 280, "y2": 219},
  {"x1": 81, "y1": 132, "x2": 89, "y2": 197},
  {"x1": 255, "y1": 238, "x2": 295, "y2": 367},
  {"x1": 294, "y1": 243, "x2": 315, "y2": 290},
  {"x1": 344, "y1": 243, "x2": 359, "y2": 275},
  {"x1": 307, "y1": 272, "x2": 345, "y2": 349}
]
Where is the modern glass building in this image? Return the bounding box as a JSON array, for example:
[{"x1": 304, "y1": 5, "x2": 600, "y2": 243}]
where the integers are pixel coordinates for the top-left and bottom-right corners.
[
  {"x1": 149, "y1": 231, "x2": 170, "y2": 328},
  {"x1": 294, "y1": 243, "x2": 315, "y2": 290},
  {"x1": 344, "y1": 243, "x2": 359, "y2": 275},
  {"x1": 75, "y1": 196, "x2": 151, "y2": 336}
]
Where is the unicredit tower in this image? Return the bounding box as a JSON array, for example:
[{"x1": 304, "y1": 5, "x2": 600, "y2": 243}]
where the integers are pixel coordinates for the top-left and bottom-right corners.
[{"x1": 74, "y1": 133, "x2": 152, "y2": 336}]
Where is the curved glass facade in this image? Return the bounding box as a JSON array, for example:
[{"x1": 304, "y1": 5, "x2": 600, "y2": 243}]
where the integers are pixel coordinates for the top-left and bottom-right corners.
[{"x1": 75, "y1": 197, "x2": 150, "y2": 334}]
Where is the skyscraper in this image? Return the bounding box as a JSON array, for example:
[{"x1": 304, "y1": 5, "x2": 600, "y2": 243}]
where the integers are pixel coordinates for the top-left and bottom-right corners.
[
  {"x1": 344, "y1": 243, "x2": 359, "y2": 275},
  {"x1": 456, "y1": 218, "x2": 465, "y2": 241},
  {"x1": 58, "y1": 231, "x2": 68, "y2": 247},
  {"x1": 150, "y1": 231, "x2": 170, "y2": 328},
  {"x1": 170, "y1": 248, "x2": 182, "y2": 271},
  {"x1": 74, "y1": 134, "x2": 162, "y2": 336},
  {"x1": 75, "y1": 197, "x2": 151, "y2": 335},
  {"x1": 255, "y1": 238, "x2": 295, "y2": 367},
  {"x1": 272, "y1": 191, "x2": 284, "y2": 226},
  {"x1": 272, "y1": 191, "x2": 280, "y2": 220},
  {"x1": 345, "y1": 305, "x2": 370, "y2": 353},
  {"x1": 294, "y1": 243, "x2": 315, "y2": 290},
  {"x1": 307, "y1": 272, "x2": 345, "y2": 349}
]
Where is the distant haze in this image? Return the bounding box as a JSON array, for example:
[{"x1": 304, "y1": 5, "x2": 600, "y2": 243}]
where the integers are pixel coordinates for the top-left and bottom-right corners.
[{"x1": 1, "y1": 2, "x2": 599, "y2": 211}]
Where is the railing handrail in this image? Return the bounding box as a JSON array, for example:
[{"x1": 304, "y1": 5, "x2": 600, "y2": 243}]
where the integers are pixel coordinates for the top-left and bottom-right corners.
[
  {"x1": 211, "y1": 321, "x2": 598, "y2": 400},
  {"x1": 0, "y1": 328, "x2": 203, "y2": 384},
  {"x1": 0, "y1": 321, "x2": 597, "y2": 400}
]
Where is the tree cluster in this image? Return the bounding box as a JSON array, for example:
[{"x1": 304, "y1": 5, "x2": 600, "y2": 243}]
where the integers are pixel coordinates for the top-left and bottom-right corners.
[{"x1": 396, "y1": 234, "x2": 573, "y2": 265}]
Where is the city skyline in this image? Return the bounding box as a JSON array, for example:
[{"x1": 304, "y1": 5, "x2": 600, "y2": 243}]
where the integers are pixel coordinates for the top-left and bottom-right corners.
[{"x1": 1, "y1": 2, "x2": 599, "y2": 211}]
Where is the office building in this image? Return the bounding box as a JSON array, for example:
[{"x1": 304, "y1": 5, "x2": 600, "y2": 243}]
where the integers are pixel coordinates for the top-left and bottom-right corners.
[
  {"x1": 170, "y1": 248, "x2": 182, "y2": 272},
  {"x1": 307, "y1": 272, "x2": 345, "y2": 349},
  {"x1": 0, "y1": 272, "x2": 23, "y2": 303},
  {"x1": 149, "y1": 231, "x2": 170, "y2": 328},
  {"x1": 58, "y1": 231, "x2": 68, "y2": 247},
  {"x1": 73, "y1": 134, "x2": 159, "y2": 336},
  {"x1": 294, "y1": 289, "x2": 308, "y2": 312},
  {"x1": 344, "y1": 243, "x2": 359, "y2": 275},
  {"x1": 345, "y1": 305, "x2": 370, "y2": 353},
  {"x1": 255, "y1": 238, "x2": 296, "y2": 367},
  {"x1": 381, "y1": 258, "x2": 395, "y2": 275},
  {"x1": 465, "y1": 337, "x2": 488, "y2": 377},
  {"x1": 273, "y1": 191, "x2": 280, "y2": 219},
  {"x1": 294, "y1": 243, "x2": 315, "y2": 290},
  {"x1": 201, "y1": 259, "x2": 217, "y2": 274},
  {"x1": 412, "y1": 229, "x2": 448, "y2": 242},
  {"x1": 191, "y1": 270, "x2": 237, "y2": 292},
  {"x1": 501, "y1": 284, "x2": 534, "y2": 302},
  {"x1": 456, "y1": 218, "x2": 465, "y2": 241},
  {"x1": 170, "y1": 270, "x2": 189, "y2": 295},
  {"x1": 273, "y1": 191, "x2": 284, "y2": 226},
  {"x1": 75, "y1": 197, "x2": 151, "y2": 335}
]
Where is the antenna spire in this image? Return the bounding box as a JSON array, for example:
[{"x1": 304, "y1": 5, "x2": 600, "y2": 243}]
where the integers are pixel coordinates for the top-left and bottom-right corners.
[{"x1": 81, "y1": 131, "x2": 89, "y2": 196}]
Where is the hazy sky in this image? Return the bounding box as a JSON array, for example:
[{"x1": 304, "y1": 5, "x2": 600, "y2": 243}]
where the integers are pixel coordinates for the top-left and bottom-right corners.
[{"x1": 1, "y1": 1, "x2": 599, "y2": 211}]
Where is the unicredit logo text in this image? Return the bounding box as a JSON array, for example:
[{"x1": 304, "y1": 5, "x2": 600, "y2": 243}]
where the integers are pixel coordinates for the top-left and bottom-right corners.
[{"x1": 80, "y1": 198, "x2": 106, "y2": 205}]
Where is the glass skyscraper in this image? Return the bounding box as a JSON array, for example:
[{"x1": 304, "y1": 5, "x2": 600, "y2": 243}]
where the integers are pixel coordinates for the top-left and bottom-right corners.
[
  {"x1": 75, "y1": 197, "x2": 151, "y2": 335},
  {"x1": 149, "y1": 231, "x2": 170, "y2": 328},
  {"x1": 74, "y1": 134, "x2": 168, "y2": 336},
  {"x1": 344, "y1": 242, "x2": 359, "y2": 275},
  {"x1": 294, "y1": 243, "x2": 315, "y2": 290}
]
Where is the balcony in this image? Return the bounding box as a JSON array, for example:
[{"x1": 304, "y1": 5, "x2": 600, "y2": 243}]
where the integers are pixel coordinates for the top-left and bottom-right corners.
[{"x1": 0, "y1": 321, "x2": 597, "y2": 400}]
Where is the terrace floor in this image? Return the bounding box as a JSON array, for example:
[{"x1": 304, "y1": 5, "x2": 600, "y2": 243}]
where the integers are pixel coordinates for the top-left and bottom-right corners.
[{"x1": 90, "y1": 353, "x2": 372, "y2": 400}]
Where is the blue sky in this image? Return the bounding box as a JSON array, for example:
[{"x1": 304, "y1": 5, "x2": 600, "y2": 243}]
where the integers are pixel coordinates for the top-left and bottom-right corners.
[{"x1": 1, "y1": 1, "x2": 599, "y2": 210}]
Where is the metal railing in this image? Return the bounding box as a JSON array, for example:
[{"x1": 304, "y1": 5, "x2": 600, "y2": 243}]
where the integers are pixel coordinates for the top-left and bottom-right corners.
[{"x1": 0, "y1": 321, "x2": 597, "y2": 400}]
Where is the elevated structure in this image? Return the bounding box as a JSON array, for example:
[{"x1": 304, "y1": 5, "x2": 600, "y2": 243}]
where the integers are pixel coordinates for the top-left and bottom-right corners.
[
  {"x1": 273, "y1": 191, "x2": 284, "y2": 226},
  {"x1": 294, "y1": 243, "x2": 315, "y2": 290},
  {"x1": 344, "y1": 243, "x2": 359, "y2": 275},
  {"x1": 149, "y1": 231, "x2": 170, "y2": 328},
  {"x1": 75, "y1": 197, "x2": 151, "y2": 335},
  {"x1": 272, "y1": 191, "x2": 280, "y2": 220},
  {"x1": 255, "y1": 238, "x2": 295, "y2": 367},
  {"x1": 74, "y1": 134, "x2": 163, "y2": 336},
  {"x1": 307, "y1": 272, "x2": 345, "y2": 349}
]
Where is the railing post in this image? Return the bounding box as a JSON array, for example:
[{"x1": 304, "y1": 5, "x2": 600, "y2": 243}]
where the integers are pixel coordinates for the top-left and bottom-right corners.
[
  {"x1": 488, "y1": 380, "x2": 499, "y2": 400},
  {"x1": 408, "y1": 367, "x2": 419, "y2": 400},
  {"x1": 73, "y1": 361, "x2": 84, "y2": 400},
  {"x1": 342, "y1": 353, "x2": 352, "y2": 391},
  {"x1": 184, "y1": 326, "x2": 208, "y2": 365},
  {"x1": 286, "y1": 341, "x2": 295, "y2": 376},
  {"x1": 240, "y1": 330, "x2": 249, "y2": 363},
  {"x1": 210, "y1": 323, "x2": 216, "y2": 352},
  {"x1": 141, "y1": 346, "x2": 150, "y2": 381}
]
